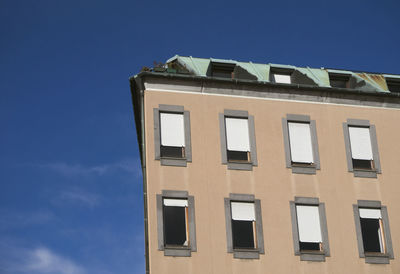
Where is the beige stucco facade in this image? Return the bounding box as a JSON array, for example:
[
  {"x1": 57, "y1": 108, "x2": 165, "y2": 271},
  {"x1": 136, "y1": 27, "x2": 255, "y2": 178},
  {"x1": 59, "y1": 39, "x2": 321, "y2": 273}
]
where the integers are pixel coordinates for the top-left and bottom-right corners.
[{"x1": 137, "y1": 81, "x2": 399, "y2": 274}]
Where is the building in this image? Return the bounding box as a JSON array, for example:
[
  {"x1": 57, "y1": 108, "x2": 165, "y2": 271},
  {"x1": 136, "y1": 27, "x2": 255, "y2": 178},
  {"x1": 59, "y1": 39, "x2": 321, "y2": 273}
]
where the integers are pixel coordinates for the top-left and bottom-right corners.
[{"x1": 129, "y1": 55, "x2": 400, "y2": 274}]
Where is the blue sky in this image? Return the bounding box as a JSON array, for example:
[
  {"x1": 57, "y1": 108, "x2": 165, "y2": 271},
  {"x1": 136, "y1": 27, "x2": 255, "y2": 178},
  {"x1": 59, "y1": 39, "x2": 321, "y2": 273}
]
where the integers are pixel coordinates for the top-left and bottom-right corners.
[{"x1": 0, "y1": 0, "x2": 399, "y2": 273}]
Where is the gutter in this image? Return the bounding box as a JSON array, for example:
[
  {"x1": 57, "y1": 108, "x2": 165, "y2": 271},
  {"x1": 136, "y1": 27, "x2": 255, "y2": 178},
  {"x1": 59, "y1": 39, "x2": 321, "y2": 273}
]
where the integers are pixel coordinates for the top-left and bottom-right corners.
[
  {"x1": 129, "y1": 77, "x2": 150, "y2": 274},
  {"x1": 133, "y1": 71, "x2": 400, "y2": 100}
]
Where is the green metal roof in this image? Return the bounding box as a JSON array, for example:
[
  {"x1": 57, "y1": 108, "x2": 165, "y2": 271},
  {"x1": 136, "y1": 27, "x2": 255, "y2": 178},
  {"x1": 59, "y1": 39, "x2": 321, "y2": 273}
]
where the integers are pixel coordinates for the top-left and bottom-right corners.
[{"x1": 164, "y1": 55, "x2": 400, "y2": 93}]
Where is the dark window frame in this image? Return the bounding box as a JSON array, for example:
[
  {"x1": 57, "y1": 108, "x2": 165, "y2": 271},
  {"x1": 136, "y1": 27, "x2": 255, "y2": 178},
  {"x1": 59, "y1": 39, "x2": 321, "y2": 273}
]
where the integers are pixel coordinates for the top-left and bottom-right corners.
[
  {"x1": 289, "y1": 197, "x2": 330, "y2": 262},
  {"x1": 219, "y1": 109, "x2": 258, "y2": 171},
  {"x1": 342, "y1": 119, "x2": 381, "y2": 178},
  {"x1": 386, "y1": 78, "x2": 400, "y2": 93},
  {"x1": 156, "y1": 190, "x2": 196, "y2": 257},
  {"x1": 224, "y1": 194, "x2": 264, "y2": 259},
  {"x1": 209, "y1": 62, "x2": 235, "y2": 79},
  {"x1": 353, "y1": 200, "x2": 394, "y2": 264},
  {"x1": 153, "y1": 104, "x2": 192, "y2": 167},
  {"x1": 282, "y1": 114, "x2": 320, "y2": 174},
  {"x1": 329, "y1": 73, "x2": 351, "y2": 89}
]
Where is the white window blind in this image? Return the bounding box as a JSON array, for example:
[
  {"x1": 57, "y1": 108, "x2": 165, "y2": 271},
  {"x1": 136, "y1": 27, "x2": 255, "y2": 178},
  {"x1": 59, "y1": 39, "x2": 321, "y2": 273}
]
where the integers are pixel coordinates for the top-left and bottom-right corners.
[
  {"x1": 288, "y1": 122, "x2": 314, "y2": 163},
  {"x1": 359, "y1": 208, "x2": 381, "y2": 219},
  {"x1": 296, "y1": 205, "x2": 322, "y2": 243},
  {"x1": 225, "y1": 118, "x2": 250, "y2": 152},
  {"x1": 231, "y1": 202, "x2": 255, "y2": 221},
  {"x1": 163, "y1": 198, "x2": 188, "y2": 207},
  {"x1": 274, "y1": 74, "x2": 291, "y2": 84},
  {"x1": 348, "y1": 127, "x2": 373, "y2": 160},
  {"x1": 160, "y1": 113, "x2": 185, "y2": 147}
]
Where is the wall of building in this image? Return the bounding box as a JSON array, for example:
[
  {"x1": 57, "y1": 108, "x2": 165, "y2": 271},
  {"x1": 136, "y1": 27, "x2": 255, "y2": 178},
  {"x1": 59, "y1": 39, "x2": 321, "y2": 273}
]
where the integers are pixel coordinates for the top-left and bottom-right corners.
[{"x1": 143, "y1": 88, "x2": 400, "y2": 274}]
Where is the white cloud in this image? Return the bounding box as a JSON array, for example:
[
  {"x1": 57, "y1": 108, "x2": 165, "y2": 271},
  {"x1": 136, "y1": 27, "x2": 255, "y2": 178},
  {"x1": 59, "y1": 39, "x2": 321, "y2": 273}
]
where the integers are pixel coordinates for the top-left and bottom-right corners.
[
  {"x1": 33, "y1": 158, "x2": 141, "y2": 178},
  {"x1": 24, "y1": 247, "x2": 86, "y2": 274},
  {"x1": 0, "y1": 245, "x2": 86, "y2": 274},
  {"x1": 59, "y1": 189, "x2": 101, "y2": 208},
  {"x1": 0, "y1": 210, "x2": 54, "y2": 231}
]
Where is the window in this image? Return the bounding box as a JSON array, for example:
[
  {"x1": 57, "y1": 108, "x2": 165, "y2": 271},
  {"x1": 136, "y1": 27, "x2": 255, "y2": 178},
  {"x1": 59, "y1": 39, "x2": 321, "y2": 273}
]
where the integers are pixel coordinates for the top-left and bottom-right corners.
[
  {"x1": 386, "y1": 78, "x2": 400, "y2": 93},
  {"x1": 353, "y1": 200, "x2": 394, "y2": 264},
  {"x1": 208, "y1": 62, "x2": 257, "y2": 80},
  {"x1": 231, "y1": 202, "x2": 256, "y2": 249},
  {"x1": 270, "y1": 67, "x2": 294, "y2": 84},
  {"x1": 343, "y1": 119, "x2": 381, "y2": 178},
  {"x1": 359, "y1": 209, "x2": 384, "y2": 253},
  {"x1": 329, "y1": 73, "x2": 350, "y2": 88},
  {"x1": 163, "y1": 198, "x2": 189, "y2": 247},
  {"x1": 153, "y1": 104, "x2": 192, "y2": 166},
  {"x1": 282, "y1": 114, "x2": 320, "y2": 174},
  {"x1": 210, "y1": 62, "x2": 235, "y2": 79},
  {"x1": 160, "y1": 113, "x2": 185, "y2": 158},
  {"x1": 224, "y1": 194, "x2": 264, "y2": 259},
  {"x1": 348, "y1": 126, "x2": 373, "y2": 169},
  {"x1": 156, "y1": 190, "x2": 196, "y2": 257},
  {"x1": 271, "y1": 68, "x2": 320, "y2": 86},
  {"x1": 225, "y1": 117, "x2": 251, "y2": 162},
  {"x1": 273, "y1": 73, "x2": 291, "y2": 84},
  {"x1": 219, "y1": 110, "x2": 257, "y2": 170},
  {"x1": 288, "y1": 122, "x2": 314, "y2": 164},
  {"x1": 296, "y1": 205, "x2": 323, "y2": 251},
  {"x1": 289, "y1": 197, "x2": 330, "y2": 262}
]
